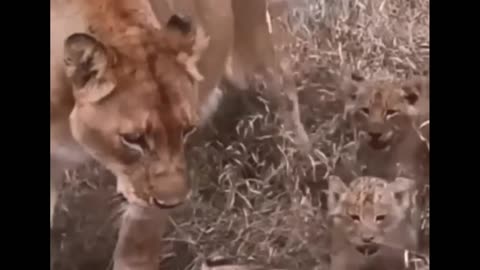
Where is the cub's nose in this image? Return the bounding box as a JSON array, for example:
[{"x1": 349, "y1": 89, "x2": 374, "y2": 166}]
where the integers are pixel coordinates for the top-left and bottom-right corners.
[
  {"x1": 368, "y1": 132, "x2": 382, "y2": 141},
  {"x1": 361, "y1": 235, "x2": 375, "y2": 243}
]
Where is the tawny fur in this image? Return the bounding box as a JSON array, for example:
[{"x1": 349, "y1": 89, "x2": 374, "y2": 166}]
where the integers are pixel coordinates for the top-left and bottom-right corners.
[{"x1": 51, "y1": 0, "x2": 305, "y2": 269}]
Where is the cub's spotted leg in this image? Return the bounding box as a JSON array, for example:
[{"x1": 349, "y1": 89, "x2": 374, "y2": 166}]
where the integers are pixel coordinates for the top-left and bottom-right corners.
[{"x1": 113, "y1": 205, "x2": 169, "y2": 270}]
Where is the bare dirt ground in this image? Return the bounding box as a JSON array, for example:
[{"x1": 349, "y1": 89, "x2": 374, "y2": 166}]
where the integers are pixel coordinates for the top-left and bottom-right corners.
[{"x1": 51, "y1": 0, "x2": 429, "y2": 269}]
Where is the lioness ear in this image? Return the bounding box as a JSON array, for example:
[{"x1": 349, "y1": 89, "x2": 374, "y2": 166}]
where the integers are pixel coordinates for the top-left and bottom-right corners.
[
  {"x1": 64, "y1": 33, "x2": 117, "y2": 104},
  {"x1": 168, "y1": 15, "x2": 210, "y2": 82},
  {"x1": 388, "y1": 177, "x2": 416, "y2": 209},
  {"x1": 327, "y1": 175, "x2": 348, "y2": 212}
]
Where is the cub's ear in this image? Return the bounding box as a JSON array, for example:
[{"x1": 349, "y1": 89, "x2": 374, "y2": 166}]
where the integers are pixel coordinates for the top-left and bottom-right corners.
[
  {"x1": 388, "y1": 177, "x2": 416, "y2": 210},
  {"x1": 338, "y1": 72, "x2": 364, "y2": 101},
  {"x1": 350, "y1": 72, "x2": 365, "y2": 82},
  {"x1": 166, "y1": 14, "x2": 192, "y2": 34},
  {"x1": 63, "y1": 33, "x2": 117, "y2": 104},
  {"x1": 327, "y1": 175, "x2": 349, "y2": 212},
  {"x1": 336, "y1": 73, "x2": 365, "y2": 119},
  {"x1": 400, "y1": 76, "x2": 428, "y2": 105},
  {"x1": 399, "y1": 76, "x2": 429, "y2": 117}
]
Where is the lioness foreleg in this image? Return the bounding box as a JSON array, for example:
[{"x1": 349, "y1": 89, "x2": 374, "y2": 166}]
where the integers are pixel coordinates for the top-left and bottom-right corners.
[{"x1": 113, "y1": 205, "x2": 169, "y2": 270}]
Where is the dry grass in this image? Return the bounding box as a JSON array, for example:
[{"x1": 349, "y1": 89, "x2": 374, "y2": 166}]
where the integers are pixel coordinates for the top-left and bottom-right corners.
[
  {"x1": 163, "y1": 0, "x2": 429, "y2": 269},
  {"x1": 51, "y1": 1, "x2": 429, "y2": 269}
]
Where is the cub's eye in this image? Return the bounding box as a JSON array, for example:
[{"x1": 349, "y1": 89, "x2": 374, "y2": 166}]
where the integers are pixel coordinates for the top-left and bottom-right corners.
[
  {"x1": 360, "y1": 108, "x2": 370, "y2": 115},
  {"x1": 385, "y1": 109, "x2": 398, "y2": 116},
  {"x1": 375, "y1": 215, "x2": 386, "y2": 222},
  {"x1": 120, "y1": 133, "x2": 146, "y2": 147},
  {"x1": 349, "y1": 214, "x2": 360, "y2": 221}
]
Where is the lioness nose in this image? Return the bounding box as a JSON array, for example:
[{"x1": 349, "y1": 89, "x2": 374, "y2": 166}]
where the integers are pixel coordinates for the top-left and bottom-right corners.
[
  {"x1": 152, "y1": 198, "x2": 182, "y2": 209},
  {"x1": 151, "y1": 190, "x2": 192, "y2": 209},
  {"x1": 368, "y1": 132, "x2": 382, "y2": 140}
]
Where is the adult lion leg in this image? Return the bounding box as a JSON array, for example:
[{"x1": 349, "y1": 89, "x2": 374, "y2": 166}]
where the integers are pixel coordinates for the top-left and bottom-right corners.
[
  {"x1": 50, "y1": 186, "x2": 57, "y2": 228},
  {"x1": 265, "y1": 64, "x2": 311, "y2": 150},
  {"x1": 113, "y1": 205, "x2": 169, "y2": 270},
  {"x1": 50, "y1": 158, "x2": 65, "y2": 228},
  {"x1": 230, "y1": 0, "x2": 310, "y2": 150}
]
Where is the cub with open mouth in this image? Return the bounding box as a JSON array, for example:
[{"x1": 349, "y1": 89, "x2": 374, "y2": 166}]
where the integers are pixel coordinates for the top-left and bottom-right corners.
[
  {"x1": 340, "y1": 74, "x2": 429, "y2": 151},
  {"x1": 336, "y1": 74, "x2": 430, "y2": 181},
  {"x1": 327, "y1": 175, "x2": 420, "y2": 270}
]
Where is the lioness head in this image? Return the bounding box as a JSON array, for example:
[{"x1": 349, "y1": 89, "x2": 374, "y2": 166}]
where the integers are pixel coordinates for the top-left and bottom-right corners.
[
  {"x1": 63, "y1": 15, "x2": 210, "y2": 208},
  {"x1": 328, "y1": 176, "x2": 415, "y2": 256},
  {"x1": 341, "y1": 75, "x2": 428, "y2": 150}
]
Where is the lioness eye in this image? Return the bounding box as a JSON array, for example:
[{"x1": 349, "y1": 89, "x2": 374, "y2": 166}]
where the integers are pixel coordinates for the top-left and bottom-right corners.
[
  {"x1": 120, "y1": 133, "x2": 145, "y2": 146},
  {"x1": 350, "y1": 214, "x2": 360, "y2": 221},
  {"x1": 375, "y1": 215, "x2": 386, "y2": 222},
  {"x1": 119, "y1": 132, "x2": 147, "y2": 161}
]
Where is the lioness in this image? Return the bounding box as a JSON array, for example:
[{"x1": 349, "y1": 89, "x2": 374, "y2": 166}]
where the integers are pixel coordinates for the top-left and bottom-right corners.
[
  {"x1": 51, "y1": 0, "x2": 305, "y2": 269},
  {"x1": 327, "y1": 175, "x2": 420, "y2": 270},
  {"x1": 338, "y1": 75, "x2": 430, "y2": 181}
]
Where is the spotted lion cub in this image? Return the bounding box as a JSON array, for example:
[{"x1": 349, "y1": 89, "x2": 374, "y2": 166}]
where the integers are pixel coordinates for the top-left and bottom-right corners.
[
  {"x1": 327, "y1": 176, "x2": 419, "y2": 270},
  {"x1": 337, "y1": 75, "x2": 429, "y2": 182},
  {"x1": 341, "y1": 75, "x2": 429, "y2": 150}
]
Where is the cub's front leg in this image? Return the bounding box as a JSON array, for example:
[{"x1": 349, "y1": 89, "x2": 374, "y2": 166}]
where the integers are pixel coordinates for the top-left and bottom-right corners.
[
  {"x1": 330, "y1": 252, "x2": 360, "y2": 270},
  {"x1": 113, "y1": 205, "x2": 169, "y2": 270}
]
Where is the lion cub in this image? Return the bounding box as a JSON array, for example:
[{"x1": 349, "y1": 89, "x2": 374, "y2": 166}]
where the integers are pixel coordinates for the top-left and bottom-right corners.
[
  {"x1": 327, "y1": 176, "x2": 419, "y2": 270},
  {"x1": 338, "y1": 74, "x2": 429, "y2": 182}
]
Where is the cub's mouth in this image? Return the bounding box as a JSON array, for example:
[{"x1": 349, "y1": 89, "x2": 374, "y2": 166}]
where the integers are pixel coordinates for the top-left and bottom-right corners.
[
  {"x1": 356, "y1": 244, "x2": 380, "y2": 256},
  {"x1": 369, "y1": 139, "x2": 390, "y2": 150},
  {"x1": 368, "y1": 131, "x2": 394, "y2": 150}
]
